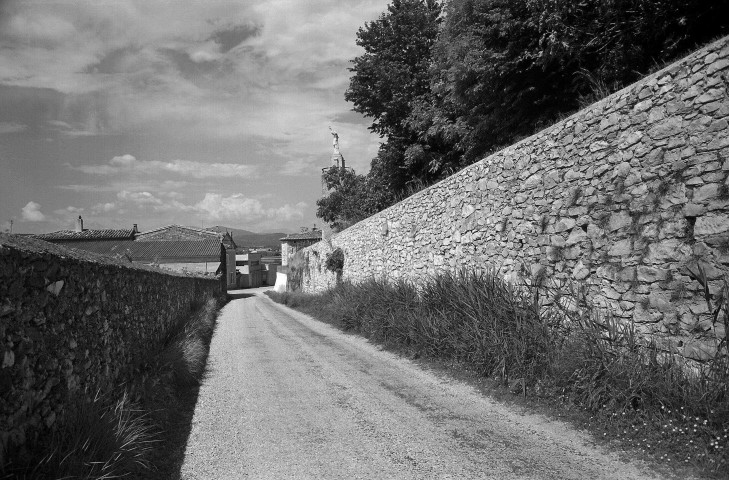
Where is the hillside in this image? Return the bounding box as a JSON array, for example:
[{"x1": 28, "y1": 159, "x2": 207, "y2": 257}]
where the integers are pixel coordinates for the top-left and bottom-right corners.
[{"x1": 208, "y1": 226, "x2": 287, "y2": 250}]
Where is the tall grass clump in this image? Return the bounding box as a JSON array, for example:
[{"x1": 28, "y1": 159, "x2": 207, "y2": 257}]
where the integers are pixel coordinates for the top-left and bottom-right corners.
[{"x1": 4, "y1": 392, "x2": 156, "y2": 480}]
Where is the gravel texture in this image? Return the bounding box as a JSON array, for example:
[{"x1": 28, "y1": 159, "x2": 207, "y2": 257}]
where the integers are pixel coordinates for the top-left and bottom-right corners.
[{"x1": 180, "y1": 288, "x2": 669, "y2": 479}]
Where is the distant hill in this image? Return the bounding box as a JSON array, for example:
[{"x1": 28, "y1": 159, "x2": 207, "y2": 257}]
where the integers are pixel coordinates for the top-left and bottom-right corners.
[{"x1": 208, "y1": 226, "x2": 288, "y2": 250}]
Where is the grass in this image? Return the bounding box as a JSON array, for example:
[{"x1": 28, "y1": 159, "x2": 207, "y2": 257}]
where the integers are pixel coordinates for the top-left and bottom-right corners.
[
  {"x1": 267, "y1": 271, "x2": 729, "y2": 477},
  {"x1": 2, "y1": 296, "x2": 223, "y2": 480}
]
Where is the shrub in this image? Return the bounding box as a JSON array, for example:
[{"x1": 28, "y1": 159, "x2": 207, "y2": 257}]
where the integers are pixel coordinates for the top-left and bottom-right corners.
[
  {"x1": 6, "y1": 392, "x2": 156, "y2": 480},
  {"x1": 325, "y1": 248, "x2": 345, "y2": 275}
]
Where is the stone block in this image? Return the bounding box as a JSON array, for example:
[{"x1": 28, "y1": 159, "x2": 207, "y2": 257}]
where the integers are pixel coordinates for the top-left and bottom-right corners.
[
  {"x1": 596, "y1": 264, "x2": 618, "y2": 281},
  {"x1": 572, "y1": 261, "x2": 590, "y2": 280},
  {"x1": 608, "y1": 239, "x2": 633, "y2": 256},
  {"x1": 637, "y1": 266, "x2": 669, "y2": 283},
  {"x1": 565, "y1": 229, "x2": 588, "y2": 246},
  {"x1": 554, "y1": 218, "x2": 576, "y2": 233},
  {"x1": 617, "y1": 266, "x2": 637, "y2": 282},
  {"x1": 695, "y1": 213, "x2": 729, "y2": 236},
  {"x1": 683, "y1": 203, "x2": 706, "y2": 216},
  {"x1": 608, "y1": 211, "x2": 632, "y2": 232}
]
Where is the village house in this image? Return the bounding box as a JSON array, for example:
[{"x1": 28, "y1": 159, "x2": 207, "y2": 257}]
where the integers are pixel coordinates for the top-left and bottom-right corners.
[
  {"x1": 280, "y1": 227, "x2": 322, "y2": 266},
  {"x1": 34, "y1": 217, "x2": 238, "y2": 288}
]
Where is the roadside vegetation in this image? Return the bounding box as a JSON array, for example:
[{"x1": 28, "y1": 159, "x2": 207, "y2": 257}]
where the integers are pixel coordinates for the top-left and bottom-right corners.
[
  {"x1": 2, "y1": 296, "x2": 223, "y2": 480},
  {"x1": 267, "y1": 271, "x2": 729, "y2": 477}
]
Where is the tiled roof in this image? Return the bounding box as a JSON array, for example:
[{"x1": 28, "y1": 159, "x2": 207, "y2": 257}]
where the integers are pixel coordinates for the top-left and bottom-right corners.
[
  {"x1": 55, "y1": 239, "x2": 221, "y2": 261},
  {"x1": 136, "y1": 225, "x2": 221, "y2": 239},
  {"x1": 33, "y1": 229, "x2": 135, "y2": 241},
  {"x1": 280, "y1": 231, "x2": 323, "y2": 241}
]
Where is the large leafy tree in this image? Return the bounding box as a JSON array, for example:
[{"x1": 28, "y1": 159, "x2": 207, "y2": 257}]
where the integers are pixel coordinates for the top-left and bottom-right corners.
[
  {"x1": 323, "y1": 0, "x2": 729, "y2": 230},
  {"x1": 428, "y1": 0, "x2": 729, "y2": 163},
  {"x1": 345, "y1": 0, "x2": 443, "y2": 193},
  {"x1": 316, "y1": 167, "x2": 394, "y2": 232}
]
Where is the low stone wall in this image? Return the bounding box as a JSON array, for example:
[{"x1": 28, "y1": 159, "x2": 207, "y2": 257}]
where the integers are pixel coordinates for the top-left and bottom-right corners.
[
  {"x1": 299, "y1": 36, "x2": 729, "y2": 362},
  {"x1": 0, "y1": 234, "x2": 222, "y2": 464}
]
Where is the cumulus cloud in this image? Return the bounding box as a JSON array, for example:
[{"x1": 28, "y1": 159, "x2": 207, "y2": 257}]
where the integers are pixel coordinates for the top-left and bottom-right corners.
[
  {"x1": 53, "y1": 205, "x2": 84, "y2": 216},
  {"x1": 112, "y1": 189, "x2": 306, "y2": 224},
  {"x1": 91, "y1": 202, "x2": 116, "y2": 214},
  {"x1": 21, "y1": 201, "x2": 46, "y2": 221},
  {"x1": 195, "y1": 193, "x2": 306, "y2": 222},
  {"x1": 70, "y1": 154, "x2": 258, "y2": 179},
  {"x1": 0, "y1": 122, "x2": 27, "y2": 134}
]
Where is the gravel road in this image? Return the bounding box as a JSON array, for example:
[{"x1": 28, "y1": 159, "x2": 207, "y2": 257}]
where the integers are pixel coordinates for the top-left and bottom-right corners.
[{"x1": 179, "y1": 288, "x2": 668, "y2": 479}]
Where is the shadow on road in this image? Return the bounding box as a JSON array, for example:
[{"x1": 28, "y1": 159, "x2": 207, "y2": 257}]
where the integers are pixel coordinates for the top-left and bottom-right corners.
[
  {"x1": 143, "y1": 300, "x2": 228, "y2": 479},
  {"x1": 227, "y1": 291, "x2": 256, "y2": 300}
]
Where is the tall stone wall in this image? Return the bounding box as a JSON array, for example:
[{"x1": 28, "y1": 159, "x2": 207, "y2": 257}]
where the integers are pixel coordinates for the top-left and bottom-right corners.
[
  {"x1": 299, "y1": 36, "x2": 729, "y2": 362},
  {"x1": 0, "y1": 234, "x2": 222, "y2": 463}
]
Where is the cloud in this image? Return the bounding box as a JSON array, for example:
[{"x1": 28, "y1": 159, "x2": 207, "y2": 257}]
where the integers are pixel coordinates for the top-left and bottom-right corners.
[
  {"x1": 91, "y1": 202, "x2": 116, "y2": 214},
  {"x1": 117, "y1": 190, "x2": 164, "y2": 206},
  {"x1": 280, "y1": 157, "x2": 322, "y2": 177},
  {"x1": 210, "y1": 23, "x2": 261, "y2": 53},
  {"x1": 21, "y1": 201, "x2": 46, "y2": 221},
  {"x1": 195, "y1": 193, "x2": 306, "y2": 222},
  {"x1": 70, "y1": 154, "x2": 258, "y2": 179},
  {"x1": 53, "y1": 205, "x2": 84, "y2": 216},
  {"x1": 0, "y1": 121, "x2": 27, "y2": 134},
  {"x1": 112, "y1": 188, "x2": 306, "y2": 224},
  {"x1": 57, "y1": 179, "x2": 191, "y2": 193}
]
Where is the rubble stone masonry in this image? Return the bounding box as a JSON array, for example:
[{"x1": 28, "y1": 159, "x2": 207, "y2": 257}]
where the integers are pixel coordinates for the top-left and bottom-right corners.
[
  {"x1": 0, "y1": 234, "x2": 221, "y2": 463},
  {"x1": 299, "y1": 36, "x2": 729, "y2": 363}
]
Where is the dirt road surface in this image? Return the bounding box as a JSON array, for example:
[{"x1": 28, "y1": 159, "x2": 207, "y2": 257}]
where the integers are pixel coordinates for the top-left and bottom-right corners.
[{"x1": 179, "y1": 288, "x2": 669, "y2": 479}]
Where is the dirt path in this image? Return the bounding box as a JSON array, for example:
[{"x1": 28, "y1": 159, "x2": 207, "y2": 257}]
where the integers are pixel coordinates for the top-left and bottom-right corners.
[{"x1": 180, "y1": 288, "x2": 669, "y2": 479}]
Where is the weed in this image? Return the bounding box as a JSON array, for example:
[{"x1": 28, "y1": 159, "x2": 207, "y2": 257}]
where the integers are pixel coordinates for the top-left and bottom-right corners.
[
  {"x1": 6, "y1": 392, "x2": 157, "y2": 479},
  {"x1": 596, "y1": 212, "x2": 611, "y2": 230},
  {"x1": 539, "y1": 215, "x2": 549, "y2": 233},
  {"x1": 568, "y1": 187, "x2": 582, "y2": 207},
  {"x1": 499, "y1": 217, "x2": 509, "y2": 233},
  {"x1": 655, "y1": 179, "x2": 671, "y2": 199},
  {"x1": 719, "y1": 182, "x2": 729, "y2": 200}
]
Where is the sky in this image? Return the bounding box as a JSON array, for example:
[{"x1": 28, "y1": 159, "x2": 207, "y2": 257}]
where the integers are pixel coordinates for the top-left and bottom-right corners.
[{"x1": 0, "y1": 0, "x2": 389, "y2": 234}]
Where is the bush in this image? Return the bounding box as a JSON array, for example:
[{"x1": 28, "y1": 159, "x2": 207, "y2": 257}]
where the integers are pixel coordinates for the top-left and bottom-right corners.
[
  {"x1": 324, "y1": 248, "x2": 345, "y2": 274},
  {"x1": 6, "y1": 392, "x2": 156, "y2": 480}
]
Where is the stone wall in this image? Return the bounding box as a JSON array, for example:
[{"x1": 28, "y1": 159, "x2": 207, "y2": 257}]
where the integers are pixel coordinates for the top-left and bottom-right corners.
[
  {"x1": 0, "y1": 234, "x2": 222, "y2": 463},
  {"x1": 299, "y1": 36, "x2": 729, "y2": 362}
]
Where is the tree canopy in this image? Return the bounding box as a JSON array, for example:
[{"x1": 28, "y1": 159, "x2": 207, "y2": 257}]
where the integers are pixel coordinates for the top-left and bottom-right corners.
[{"x1": 317, "y1": 0, "x2": 729, "y2": 230}]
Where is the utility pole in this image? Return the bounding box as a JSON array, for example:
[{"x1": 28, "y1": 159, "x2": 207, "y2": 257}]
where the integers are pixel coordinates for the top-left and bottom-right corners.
[{"x1": 8, "y1": 219, "x2": 12, "y2": 234}]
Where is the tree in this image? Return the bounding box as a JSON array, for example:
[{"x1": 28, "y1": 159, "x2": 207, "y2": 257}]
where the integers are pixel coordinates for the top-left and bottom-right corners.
[
  {"x1": 345, "y1": 0, "x2": 443, "y2": 194},
  {"x1": 346, "y1": 0, "x2": 441, "y2": 140},
  {"x1": 316, "y1": 167, "x2": 393, "y2": 232},
  {"x1": 427, "y1": 0, "x2": 729, "y2": 163}
]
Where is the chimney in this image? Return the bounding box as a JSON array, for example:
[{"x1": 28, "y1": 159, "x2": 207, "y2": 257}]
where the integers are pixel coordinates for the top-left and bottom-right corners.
[
  {"x1": 75, "y1": 215, "x2": 84, "y2": 232},
  {"x1": 133, "y1": 224, "x2": 138, "y2": 234}
]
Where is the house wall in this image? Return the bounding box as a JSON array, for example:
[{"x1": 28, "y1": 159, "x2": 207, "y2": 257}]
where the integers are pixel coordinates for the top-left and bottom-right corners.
[
  {"x1": 0, "y1": 235, "x2": 222, "y2": 463},
  {"x1": 226, "y1": 249, "x2": 236, "y2": 289},
  {"x1": 297, "y1": 36, "x2": 729, "y2": 363},
  {"x1": 156, "y1": 261, "x2": 218, "y2": 274}
]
